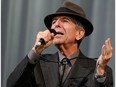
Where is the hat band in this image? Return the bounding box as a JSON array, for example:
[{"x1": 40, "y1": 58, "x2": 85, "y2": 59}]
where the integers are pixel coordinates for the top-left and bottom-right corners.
[{"x1": 56, "y1": 7, "x2": 80, "y2": 16}]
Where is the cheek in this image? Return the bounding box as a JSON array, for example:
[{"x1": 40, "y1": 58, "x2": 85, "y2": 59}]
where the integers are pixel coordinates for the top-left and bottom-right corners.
[
  {"x1": 63, "y1": 32, "x2": 76, "y2": 43},
  {"x1": 66, "y1": 30, "x2": 76, "y2": 38}
]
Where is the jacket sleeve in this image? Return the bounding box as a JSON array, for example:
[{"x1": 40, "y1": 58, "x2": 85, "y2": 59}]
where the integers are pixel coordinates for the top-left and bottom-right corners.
[
  {"x1": 92, "y1": 66, "x2": 113, "y2": 87},
  {"x1": 99, "y1": 66, "x2": 113, "y2": 87},
  {"x1": 83, "y1": 59, "x2": 113, "y2": 87},
  {"x1": 7, "y1": 56, "x2": 37, "y2": 87}
]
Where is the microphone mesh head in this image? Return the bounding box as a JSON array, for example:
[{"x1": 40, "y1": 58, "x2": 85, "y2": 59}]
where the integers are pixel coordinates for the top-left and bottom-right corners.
[{"x1": 50, "y1": 29, "x2": 57, "y2": 35}]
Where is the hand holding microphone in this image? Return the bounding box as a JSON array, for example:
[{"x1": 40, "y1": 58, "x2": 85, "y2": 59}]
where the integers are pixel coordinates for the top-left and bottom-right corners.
[
  {"x1": 38, "y1": 29, "x2": 56, "y2": 46},
  {"x1": 32, "y1": 29, "x2": 56, "y2": 54}
]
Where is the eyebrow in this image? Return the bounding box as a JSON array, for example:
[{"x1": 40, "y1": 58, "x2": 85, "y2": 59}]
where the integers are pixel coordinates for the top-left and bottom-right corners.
[{"x1": 52, "y1": 16, "x2": 73, "y2": 22}]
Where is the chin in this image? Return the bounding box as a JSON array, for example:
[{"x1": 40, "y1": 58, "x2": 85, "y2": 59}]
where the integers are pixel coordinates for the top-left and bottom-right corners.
[{"x1": 53, "y1": 40, "x2": 63, "y2": 45}]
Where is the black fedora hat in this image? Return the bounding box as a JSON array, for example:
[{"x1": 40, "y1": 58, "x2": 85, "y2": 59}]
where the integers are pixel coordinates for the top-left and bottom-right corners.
[{"x1": 44, "y1": 1, "x2": 93, "y2": 36}]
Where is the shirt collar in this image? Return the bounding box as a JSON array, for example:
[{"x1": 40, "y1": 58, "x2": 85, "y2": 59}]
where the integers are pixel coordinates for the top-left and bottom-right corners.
[{"x1": 58, "y1": 50, "x2": 79, "y2": 63}]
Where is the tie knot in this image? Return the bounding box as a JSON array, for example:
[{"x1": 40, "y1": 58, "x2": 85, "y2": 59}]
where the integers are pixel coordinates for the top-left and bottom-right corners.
[{"x1": 60, "y1": 58, "x2": 71, "y2": 66}]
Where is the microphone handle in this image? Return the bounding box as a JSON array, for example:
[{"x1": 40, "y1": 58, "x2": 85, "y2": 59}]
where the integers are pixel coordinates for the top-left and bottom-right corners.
[{"x1": 39, "y1": 38, "x2": 46, "y2": 45}]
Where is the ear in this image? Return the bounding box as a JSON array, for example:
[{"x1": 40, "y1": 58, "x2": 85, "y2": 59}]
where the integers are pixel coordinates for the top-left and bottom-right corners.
[{"x1": 76, "y1": 29, "x2": 85, "y2": 40}]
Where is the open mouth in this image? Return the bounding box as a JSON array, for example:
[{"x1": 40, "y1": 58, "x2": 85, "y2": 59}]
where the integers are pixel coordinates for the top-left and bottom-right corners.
[{"x1": 56, "y1": 32, "x2": 64, "y2": 35}]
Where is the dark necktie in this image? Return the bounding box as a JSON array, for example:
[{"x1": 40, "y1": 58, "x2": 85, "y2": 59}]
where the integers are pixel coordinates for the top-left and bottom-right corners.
[{"x1": 59, "y1": 58, "x2": 72, "y2": 85}]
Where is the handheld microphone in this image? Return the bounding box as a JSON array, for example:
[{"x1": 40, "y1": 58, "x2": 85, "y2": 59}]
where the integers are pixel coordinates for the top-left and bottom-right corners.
[{"x1": 38, "y1": 29, "x2": 56, "y2": 46}]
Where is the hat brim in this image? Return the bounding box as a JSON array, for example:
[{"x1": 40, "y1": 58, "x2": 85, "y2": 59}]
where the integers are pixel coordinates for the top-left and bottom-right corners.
[{"x1": 44, "y1": 12, "x2": 93, "y2": 36}]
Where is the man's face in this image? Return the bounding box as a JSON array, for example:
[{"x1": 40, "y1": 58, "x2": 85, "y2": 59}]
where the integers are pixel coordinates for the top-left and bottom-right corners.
[{"x1": 51, "y1": 16, "x2": 79, "y2": 45}]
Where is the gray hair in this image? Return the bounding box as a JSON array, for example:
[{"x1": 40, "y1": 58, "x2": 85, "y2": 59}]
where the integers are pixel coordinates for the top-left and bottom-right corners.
[{"x1": 70, "y1": 17, "x2": 85, "y2": 46}]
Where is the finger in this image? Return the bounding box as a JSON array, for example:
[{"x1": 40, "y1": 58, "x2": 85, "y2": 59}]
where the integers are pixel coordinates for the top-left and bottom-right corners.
[
  {"x1": 107, "y1": 38, "x2": 111, "y2": 47},
  {"x1": 105, "y1": 38, "x2": 112, "y2": 51},
  {"x1": 105, "y1": 38, "x2": 113, "y2": 56},
  {"x1": 101, "y1": 44, "x2": 106, "y2": 57},
  {"x1": 39, "y1": 30, "x2": 51, "y2": 42},
  {"x1": 44, "y1": 40, "x2": 53, "y2": 48},
  {"x1": 101, "y1": 45, "x2": 110, "y2": 65}
]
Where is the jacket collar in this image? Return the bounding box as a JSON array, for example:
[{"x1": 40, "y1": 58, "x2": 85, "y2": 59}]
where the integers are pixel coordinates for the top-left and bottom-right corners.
[{"x1": 40, "y1": 51, "x2": 96, "y2": 87}]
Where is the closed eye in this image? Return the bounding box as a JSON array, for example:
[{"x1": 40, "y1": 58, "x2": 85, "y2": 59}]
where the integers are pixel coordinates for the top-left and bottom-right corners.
[
  {"x1": 61, "y1": 18, "x2": 69, "y2": 23},
  {"x1": 52, "y1": 20, "x2": 56, "y2": 24}
]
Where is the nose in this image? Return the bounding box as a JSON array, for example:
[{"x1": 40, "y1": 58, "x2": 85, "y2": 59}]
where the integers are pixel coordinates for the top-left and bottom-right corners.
[
  {"x1": 55, "y1": 19, "x2": 61, "y2": 25},
  {"x1": 51, "y1": 19, "x2": 61, "y2": 29}
]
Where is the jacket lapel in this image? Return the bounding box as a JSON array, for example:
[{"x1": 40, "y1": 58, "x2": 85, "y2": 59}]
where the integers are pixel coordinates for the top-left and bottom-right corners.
[
  {"x1": 63, "y1": 51, "x2": 95, "y2": 87},
  {"x1": 40, "y1": 53, "x2": 60, "y2": 87}
]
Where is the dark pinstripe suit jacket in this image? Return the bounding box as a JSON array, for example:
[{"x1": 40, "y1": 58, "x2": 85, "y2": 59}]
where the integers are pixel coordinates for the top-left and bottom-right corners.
[{"x1": 7, "y1": 51, "x2": 113, "y2": 87}]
